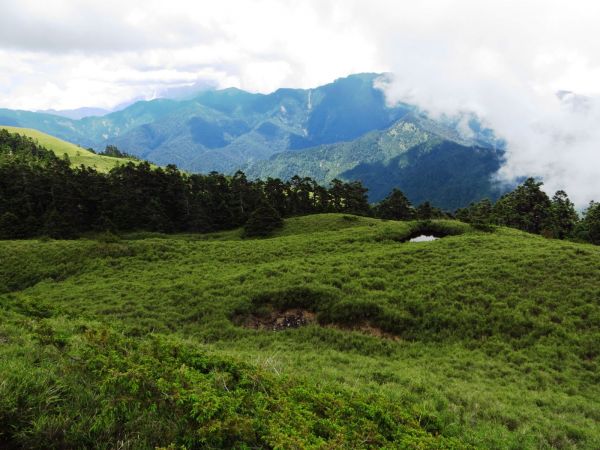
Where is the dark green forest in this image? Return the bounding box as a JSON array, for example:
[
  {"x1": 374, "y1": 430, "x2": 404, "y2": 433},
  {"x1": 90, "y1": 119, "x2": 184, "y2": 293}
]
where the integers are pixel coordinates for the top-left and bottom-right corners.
[
  {"x1": 1, "y1": 129, "x2": 599, "y2": 245},
  {"x1": 0, "y1": 130, "x2": 370, "y2": 238}
]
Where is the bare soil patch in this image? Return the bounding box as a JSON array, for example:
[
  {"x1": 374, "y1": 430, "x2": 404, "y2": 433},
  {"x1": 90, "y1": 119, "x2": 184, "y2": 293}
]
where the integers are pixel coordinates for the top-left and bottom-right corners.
[
  {"x1": 239, "y1": 308, "x2": 399, "y2": 340},
  {"x1": 242, "y1": 308, "x2": 317, "y2": 331}
]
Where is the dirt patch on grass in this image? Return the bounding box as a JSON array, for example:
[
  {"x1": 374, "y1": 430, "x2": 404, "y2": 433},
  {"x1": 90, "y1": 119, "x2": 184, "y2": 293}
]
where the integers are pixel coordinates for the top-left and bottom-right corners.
[
  {"x1": 242, "y1": 308, "x2": 317, "y2": 331},
  {"x1": 240, "y1": 308, "x2": 399, "y2": 340}
]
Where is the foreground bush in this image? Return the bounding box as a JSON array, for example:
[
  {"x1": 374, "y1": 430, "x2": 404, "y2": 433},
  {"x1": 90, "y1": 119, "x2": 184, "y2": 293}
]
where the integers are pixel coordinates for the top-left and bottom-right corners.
[{"x1": 0, "y1": 314, "x2": 462, "y2": 449}]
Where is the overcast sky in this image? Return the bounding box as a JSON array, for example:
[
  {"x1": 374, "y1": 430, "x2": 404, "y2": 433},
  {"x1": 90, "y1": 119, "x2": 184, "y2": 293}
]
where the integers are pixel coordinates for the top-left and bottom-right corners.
[{"x1": 1, "y1": 0, "x2": 599, "y2": 204}]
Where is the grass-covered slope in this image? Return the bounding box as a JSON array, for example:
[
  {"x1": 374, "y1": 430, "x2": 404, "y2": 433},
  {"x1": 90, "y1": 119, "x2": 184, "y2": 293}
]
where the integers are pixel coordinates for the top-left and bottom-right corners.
[
  {"x1": 1, "y1": 215, "x2": 599, "y2": 448},
  {"x1": 0, "y1": 126, "x2": 138, "y2": 171}
]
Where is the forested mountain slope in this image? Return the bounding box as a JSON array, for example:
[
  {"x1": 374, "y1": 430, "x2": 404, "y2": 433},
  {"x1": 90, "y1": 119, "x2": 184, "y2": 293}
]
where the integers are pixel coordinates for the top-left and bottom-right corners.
[
  {"x1": 245, "y1": 114, "x2": 504, "y2": 207},
  {"x1": 0, "y1": 74, "x2": 411, "y2": 170},
  {"x1": 0, "y1": 74, "x2": 505, "y2": 208}
]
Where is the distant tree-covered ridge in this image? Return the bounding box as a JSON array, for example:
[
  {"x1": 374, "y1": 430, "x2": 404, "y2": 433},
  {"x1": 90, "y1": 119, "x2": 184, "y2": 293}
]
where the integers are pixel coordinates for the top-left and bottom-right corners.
[
  {"x1": 0, "y1": 128, "x2": 597, "y2": 245},
  {"x1": 0, "y1": 74, "x2": 506, "y2": 209},
  {"x1": 0, "y1": 126, "x2": 140, "y2": 171},
  {"x1": 365, "y1": 172, "x2": 595, "y2": 243}
]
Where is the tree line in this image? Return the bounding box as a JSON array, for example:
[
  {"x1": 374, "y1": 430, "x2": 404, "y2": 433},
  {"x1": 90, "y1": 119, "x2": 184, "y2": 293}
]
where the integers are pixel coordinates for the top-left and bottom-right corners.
[
  {"x1": 0, "y1": 130, "x2": 372, "y2": 238},
  {"x1": 455, "y1": 179, "x2": 600, "y2": 244},
  {"x1": 1, "y1": 129, "x2": 598, "y2": 244},
  {"x1": 88, "y1": 144, "x2": 140, "y2": 160},
  {"x1": 375, "y1": 177, "x2": 600, "y2": 244}
]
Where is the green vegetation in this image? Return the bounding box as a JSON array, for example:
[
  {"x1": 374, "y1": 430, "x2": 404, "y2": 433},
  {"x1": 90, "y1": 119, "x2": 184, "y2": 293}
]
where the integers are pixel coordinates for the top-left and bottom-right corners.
[
  {"x1": 0, "y1": 126, "x2": 138, "y2": 171},
  {"x1": 2, "y1": 128, "x2": 598, "y2": 249},
  {"x1": 243, "y1": 203, "x2": 284, "y2": 237},
  {"x1": 457, "y1": 178, "x2": 596, "y2": 241},
  {"x1": 1, "y1": 215, "x2": 599, "y2": 448},
  {"x1": 0, "y1": 74, "x2": 413, "y2": 175},
  {"x1": 97, "y1": 144, "x2": 140, "y2": 160},
  {"x1": 0, "y1": 74, "x2": 504, "y2": 209},
  {"x1": 244, "y1": 117, "x2": 503, "y2": 207},
  {"x1": 0, "y1": 130, "x2": 371, "y2": 239}
]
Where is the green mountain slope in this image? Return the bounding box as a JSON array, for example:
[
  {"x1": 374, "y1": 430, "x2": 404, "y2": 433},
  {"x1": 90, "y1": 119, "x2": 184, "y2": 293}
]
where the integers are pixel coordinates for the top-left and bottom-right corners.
[
  {"x1": 1, "y1": 214, "x2": 598, "y2": 448},
  {"x1": 0, "y1": 98, "x2": 181, "y2": 148},
  {"x1": 105, "y1": 74, "x2": 415, "y2": 172},
  {"x1": 245, "y1": 115, "x2": 504, "y2": 208},
  {"x1": 0, "y1": 126, "x2": 138, "y2": 171},
  {"x1": 0, "y1": 74, "x2": 506, "y2": 208},
  {"x1": 0, "y1": 74, "x2": 412, "y2": 172}
]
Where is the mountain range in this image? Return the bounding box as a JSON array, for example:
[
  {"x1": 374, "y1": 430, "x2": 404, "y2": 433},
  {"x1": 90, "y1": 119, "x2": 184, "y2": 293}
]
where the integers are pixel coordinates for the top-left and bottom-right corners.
[{"x1": 0, "y1": 73, "x2": 507, "y2": 208}]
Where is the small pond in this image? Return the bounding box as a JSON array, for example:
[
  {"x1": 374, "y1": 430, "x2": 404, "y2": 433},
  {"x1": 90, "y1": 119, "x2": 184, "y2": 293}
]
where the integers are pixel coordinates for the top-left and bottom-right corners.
[{"x1": 409, "y1": 234, "x2": 439, "y2": 243}]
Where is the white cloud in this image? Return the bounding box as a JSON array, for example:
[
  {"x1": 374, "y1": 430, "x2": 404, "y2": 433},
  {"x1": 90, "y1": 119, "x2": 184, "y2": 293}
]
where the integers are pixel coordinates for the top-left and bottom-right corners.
[
  {"x1": 0, "y1": 0, "x2": 382, "y2": 109},
  {"x1": 363, "y1": 0, "x2": 600, "y2": 206},
  {"x1": 0, "y1": 0, "x2": 599, "y2": 204}
]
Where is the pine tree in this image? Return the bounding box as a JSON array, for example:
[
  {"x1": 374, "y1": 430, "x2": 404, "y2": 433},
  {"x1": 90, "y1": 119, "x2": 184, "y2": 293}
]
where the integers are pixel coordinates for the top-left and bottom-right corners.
[
  {"x1": 493, "y1": 178, "x2": 551, "y2": 234},
  {"x1": 549, "y1": 190, "x2": 579, "y2": 239},
  {"x1": 584, "y1": 202, "x2": 600, "y2": 245},
  {"x1": 470, "y1": 199, "x2": 494, "y2": 231},
  {"x1": 416, "y1": 201, "x2": 434, "y2": 220},
  {"x1": 376, "y1": 189, "x2": 413, "y2": 220},
  {"x1": 343, "y1": 181, "x2": 370, "y2": 215},
  {"x1": 243, "y1": 203, "x2": 283, "y2": 237},
  {"x1": 43, "y1": 208, "x2": 76, "y2": 239}
]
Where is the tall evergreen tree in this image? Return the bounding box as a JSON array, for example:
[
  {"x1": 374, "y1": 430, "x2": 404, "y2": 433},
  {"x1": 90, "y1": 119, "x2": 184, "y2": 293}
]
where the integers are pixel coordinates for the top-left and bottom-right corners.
[
  {"x1": 0, "y1": 212, "x2": 23, "y2": 239},
  {"x1": 263, "y1": 177, "x2": 288, "y2": 216},
  {"x1": 468, "y1": 199, "x2": 494, "y2": 231},
  {"x1": 493, "y1": 178, "x2": 551, "y2": 234},
  {"x1": 243, "y1": 203, "x2": 283, "y2": 237},
  {"x1": 375, "y1": 189, "x2": 413, "y2": 220},
  {"x1": 416, "y1": 201, "x2": 435, "y2": 220},
  {"x1": 549, "y1": 190, "x2": 579, "y2": 239},
  {"x1": 583, "y1": 201, "x2": 600, "y2": 245},
  {"x1": 343, "y1": 181, "x2": 370, "y2": 215}
]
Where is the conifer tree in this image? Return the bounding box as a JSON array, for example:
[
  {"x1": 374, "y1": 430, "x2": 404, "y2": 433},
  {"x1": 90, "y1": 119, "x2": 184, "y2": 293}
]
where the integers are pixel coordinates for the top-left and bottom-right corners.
[
  {"x1": 0, "y1": 212, "x2": 22, "y2": 239},
  {"x1": 583, "y1": 202, "x2": 600, "y2": 245},
  {"x1": 376, "y1": 189, "x2": 414, "y2": 220},
  {"x1": 243, "y1": 203, "x2": 283, "y2": 237},
  {"x1": 549, "y1": 190, "x2": 579, "y2": 239}
]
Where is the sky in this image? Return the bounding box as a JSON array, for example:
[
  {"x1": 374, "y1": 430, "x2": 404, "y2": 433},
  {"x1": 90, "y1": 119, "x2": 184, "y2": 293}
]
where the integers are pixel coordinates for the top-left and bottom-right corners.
[{"x1": 1, "y1": 0, "x2": 599, "y2": 205}]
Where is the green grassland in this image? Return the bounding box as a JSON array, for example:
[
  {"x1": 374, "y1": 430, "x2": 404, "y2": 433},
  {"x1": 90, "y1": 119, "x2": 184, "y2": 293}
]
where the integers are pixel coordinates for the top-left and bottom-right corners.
[
  {"x1": 1, "y1": 215, "x2": 599, "y2": 448},
  {"x1": 0, "y1": 126, "x2": 138, "y2": 171}
]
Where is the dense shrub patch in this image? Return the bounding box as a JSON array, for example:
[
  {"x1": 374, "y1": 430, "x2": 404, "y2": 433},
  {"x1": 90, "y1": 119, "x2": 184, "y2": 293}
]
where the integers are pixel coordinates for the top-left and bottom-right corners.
[{"x1": 0, "y1": 314, "x2": 462, "y2": 449}]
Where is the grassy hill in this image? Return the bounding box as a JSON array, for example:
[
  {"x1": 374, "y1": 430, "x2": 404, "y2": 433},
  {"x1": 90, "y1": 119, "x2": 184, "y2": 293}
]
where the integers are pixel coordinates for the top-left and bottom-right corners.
[
  {"x1": 0, "y1": 126, "x2": 138, "y2": 172},
  {"x1": 1, "y1": 215, "x2": 599, "y2": 448}
]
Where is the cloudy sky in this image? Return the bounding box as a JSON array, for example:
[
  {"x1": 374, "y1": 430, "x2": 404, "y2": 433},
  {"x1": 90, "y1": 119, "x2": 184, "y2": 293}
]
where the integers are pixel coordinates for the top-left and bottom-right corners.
[{"x1": 1, "y1": 0, "x2": 599, "y2": 204}]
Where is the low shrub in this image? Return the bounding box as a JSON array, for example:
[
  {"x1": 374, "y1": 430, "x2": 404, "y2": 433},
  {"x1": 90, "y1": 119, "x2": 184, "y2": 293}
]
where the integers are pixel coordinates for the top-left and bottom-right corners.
[{"x1": 0, "y1": 321, "x2": 459, "y2": 449}]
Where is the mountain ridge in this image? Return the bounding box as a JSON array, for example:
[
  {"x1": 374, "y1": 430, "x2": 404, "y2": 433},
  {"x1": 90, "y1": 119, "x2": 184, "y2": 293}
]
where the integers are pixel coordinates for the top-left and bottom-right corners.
[
  {"x1": 0, "y1": 73, "x2": 507, "y2": 208},
  {"x1": 244, "y1": 112, "x2": 504, "y2": 206}
]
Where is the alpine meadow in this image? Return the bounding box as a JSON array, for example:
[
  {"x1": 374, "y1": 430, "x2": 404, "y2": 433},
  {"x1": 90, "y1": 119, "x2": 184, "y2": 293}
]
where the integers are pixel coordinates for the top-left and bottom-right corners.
[{"x1": 1, "y1": 1, "x2": 600, "y2": 449}]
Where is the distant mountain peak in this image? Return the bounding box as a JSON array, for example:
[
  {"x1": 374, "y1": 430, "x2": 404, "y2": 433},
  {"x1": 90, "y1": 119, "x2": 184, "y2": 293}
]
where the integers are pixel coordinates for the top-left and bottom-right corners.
[{"x1": 35, "y1": 107, "x2": 110, "y2": 120}]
